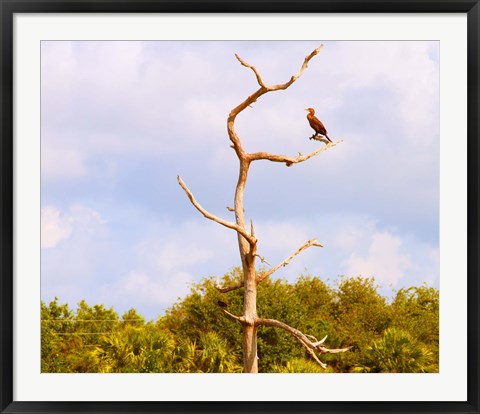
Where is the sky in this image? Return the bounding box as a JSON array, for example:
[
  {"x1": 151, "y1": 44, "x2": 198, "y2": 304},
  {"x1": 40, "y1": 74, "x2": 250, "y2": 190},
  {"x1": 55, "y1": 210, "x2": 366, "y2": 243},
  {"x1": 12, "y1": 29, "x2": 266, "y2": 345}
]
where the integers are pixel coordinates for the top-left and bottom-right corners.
[{"x1": 41, "y1": 40, "x2": 439, "y2": 321}]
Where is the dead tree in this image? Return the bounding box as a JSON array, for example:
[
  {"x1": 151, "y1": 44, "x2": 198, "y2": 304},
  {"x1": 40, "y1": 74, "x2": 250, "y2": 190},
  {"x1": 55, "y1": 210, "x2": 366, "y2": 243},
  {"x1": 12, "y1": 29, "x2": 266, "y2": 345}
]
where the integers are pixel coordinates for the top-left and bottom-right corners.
[{"x1": 178, "y1": 45, "x2": 350, "y2": 373}]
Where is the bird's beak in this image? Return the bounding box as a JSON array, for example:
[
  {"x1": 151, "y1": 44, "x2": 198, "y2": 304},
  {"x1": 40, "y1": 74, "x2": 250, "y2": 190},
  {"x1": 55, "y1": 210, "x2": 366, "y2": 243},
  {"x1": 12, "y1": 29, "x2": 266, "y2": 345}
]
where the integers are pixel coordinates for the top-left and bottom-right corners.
[{"x1": 304, "y1": 108, "x2": 308, "y2": 111}]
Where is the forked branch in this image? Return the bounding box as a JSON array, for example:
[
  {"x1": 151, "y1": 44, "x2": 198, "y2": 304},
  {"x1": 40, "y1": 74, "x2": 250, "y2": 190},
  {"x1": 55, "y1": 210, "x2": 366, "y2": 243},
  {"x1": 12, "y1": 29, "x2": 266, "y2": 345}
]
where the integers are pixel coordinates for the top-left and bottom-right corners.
[
  {"x1": 227, "y1": 44, "x2": 325, "y2": 155},
  {"x1": 256, "y1": 317, "x2": 351, "y2": 368},
  {"x1": 235, "y1": 44, "x2": 324, "y2": 92},
  {"x1": 235, "y1": 54, "x2": 267, "y2": 89}
]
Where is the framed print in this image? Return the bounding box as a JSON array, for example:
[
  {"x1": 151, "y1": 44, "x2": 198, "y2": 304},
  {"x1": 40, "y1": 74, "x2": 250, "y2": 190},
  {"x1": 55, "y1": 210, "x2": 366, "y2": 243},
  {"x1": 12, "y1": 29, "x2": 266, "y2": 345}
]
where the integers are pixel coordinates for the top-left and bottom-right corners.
[{"x1": 1, "y1": 1, "x2": 479, "y2": 413}]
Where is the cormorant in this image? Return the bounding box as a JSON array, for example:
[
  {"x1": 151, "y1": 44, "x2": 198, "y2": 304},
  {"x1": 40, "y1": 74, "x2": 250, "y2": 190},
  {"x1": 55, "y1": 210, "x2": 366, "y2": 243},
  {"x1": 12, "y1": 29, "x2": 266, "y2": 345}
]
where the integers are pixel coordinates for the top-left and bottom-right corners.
[{"x1": 305, "y1": 108, "x2": 332, "y2": 142}]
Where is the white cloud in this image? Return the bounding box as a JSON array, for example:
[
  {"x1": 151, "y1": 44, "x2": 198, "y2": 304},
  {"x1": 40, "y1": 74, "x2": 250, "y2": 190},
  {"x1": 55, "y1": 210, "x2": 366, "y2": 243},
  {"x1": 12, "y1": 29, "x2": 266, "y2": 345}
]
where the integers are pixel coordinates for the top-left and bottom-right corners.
[
  {"x1": 344, "y1": 231, "x2": 415, "y2": 286},
  {"x1": 333, "y1": 220, "x2": 376, "y2": 251},
  {"x1": 320, "y1": 41, "x2": 439, "y2": 141},
  {"x1": 41, "y1": 204, "x2": 105, "y2": 249},
  {"x1": 111, "y1": 270, "x2": 193, "y2": 307},
  {"x1": 425, "y1": 246, "x2": 440, "y2": 285},
  {"x1": 146, "y1": 240, "x2": 215, "y2": 273},
  {"x1": 184, "y1": 97, "x2": 229, "y2": 139},
  {"x1": 41, "y1": 206, "x2": 73, "y2": 248}
]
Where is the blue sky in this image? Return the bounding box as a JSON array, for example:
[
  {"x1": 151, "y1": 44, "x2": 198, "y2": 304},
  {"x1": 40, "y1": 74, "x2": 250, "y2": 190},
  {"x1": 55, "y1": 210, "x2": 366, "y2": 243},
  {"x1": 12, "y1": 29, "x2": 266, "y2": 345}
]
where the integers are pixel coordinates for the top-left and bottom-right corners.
[{"x1": 41, "y1": 41, "x2": 439, "y2": 320}]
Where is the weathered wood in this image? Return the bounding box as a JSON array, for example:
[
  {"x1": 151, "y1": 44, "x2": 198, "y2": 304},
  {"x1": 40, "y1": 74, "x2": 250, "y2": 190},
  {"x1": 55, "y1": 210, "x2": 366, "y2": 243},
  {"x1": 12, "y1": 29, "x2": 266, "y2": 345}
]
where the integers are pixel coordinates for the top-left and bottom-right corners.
[{"x1": 179, "y1": 44, "x2": 348, "y2": 372}]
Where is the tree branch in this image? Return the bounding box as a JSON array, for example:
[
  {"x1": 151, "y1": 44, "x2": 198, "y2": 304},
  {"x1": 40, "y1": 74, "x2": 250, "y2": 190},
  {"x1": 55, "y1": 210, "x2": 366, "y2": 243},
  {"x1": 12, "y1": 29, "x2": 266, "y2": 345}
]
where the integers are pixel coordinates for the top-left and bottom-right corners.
[
  {"x1": 249, "y1": 140, "x2": 342, "y2": 167},
  {"x1": 214, "y1": 278, "x2": 244, "y2": 293},
  {"x1": 223, "y1": 309, "x2": 245, "y2": 324},
  {"x1": 257, "y1": 239, "x2": 323, "y2": 283},
  {"x1": 177, "y1": 175, "x2": 256, "y2": 245},
  {"x1": 256, "y1": 317, "x2": 351, "y2": 369},
  {"x1": 254, "y1": 254, "x2": 271, "y2": 266}
]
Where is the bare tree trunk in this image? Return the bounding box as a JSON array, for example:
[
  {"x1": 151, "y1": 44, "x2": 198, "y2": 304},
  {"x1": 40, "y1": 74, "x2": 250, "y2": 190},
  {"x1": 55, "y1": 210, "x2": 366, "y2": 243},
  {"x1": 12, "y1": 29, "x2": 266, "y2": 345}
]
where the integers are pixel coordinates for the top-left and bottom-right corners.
[
  {"x1": 234, "y1": 158, "x2": 259, "y2": 372},
  {"x1": 242, "y1": 276, "x2": 258, "y2": 372},
  {"x1": 179, "y1": 45, "x2": 350, "y2": 373}
]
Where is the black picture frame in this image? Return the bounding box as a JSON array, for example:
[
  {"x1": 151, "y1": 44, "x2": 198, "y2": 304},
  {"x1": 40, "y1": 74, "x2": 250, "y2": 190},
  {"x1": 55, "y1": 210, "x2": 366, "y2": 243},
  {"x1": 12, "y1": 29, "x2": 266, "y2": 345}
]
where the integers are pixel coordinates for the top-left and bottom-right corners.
[{"x1": 1, "y1": 1, "x2": 479, "y2": 413}]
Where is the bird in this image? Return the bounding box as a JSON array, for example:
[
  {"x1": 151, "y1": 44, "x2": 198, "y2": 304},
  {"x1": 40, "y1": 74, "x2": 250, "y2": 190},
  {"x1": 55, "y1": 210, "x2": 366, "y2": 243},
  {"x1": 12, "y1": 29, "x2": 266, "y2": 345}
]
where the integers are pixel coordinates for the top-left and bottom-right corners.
[
  {"x1": 305, "y1": 108, "x2": 332, "y2": 142},
  {"x1": 217, "y1": 300, "x2": 228, "y2": 308}
]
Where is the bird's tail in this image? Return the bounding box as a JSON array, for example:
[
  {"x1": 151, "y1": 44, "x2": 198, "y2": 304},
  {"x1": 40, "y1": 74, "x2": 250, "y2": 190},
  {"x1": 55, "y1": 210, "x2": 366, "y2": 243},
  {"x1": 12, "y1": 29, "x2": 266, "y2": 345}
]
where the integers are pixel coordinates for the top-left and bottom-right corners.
[{"x1": 325, "y1": 134, "x2": 333, "y2": 143}]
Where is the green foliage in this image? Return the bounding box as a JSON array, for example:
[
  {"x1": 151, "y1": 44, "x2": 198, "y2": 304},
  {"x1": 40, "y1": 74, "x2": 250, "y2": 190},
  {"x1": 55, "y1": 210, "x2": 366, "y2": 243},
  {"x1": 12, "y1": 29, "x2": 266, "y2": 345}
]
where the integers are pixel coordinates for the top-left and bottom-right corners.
[
  {"x1": 41, "y1": 298, "x2": 106, "y2": 372},
  {"x1": 352, "y1": 328, "x2": 438, "y2": 373},
  {"x1": 41, "y1": 298, "x2": 75, "y2": 372},
  {"x1": 91, "y1": 324, "x2": 176, "y2": 373},
  {"x1": 332, "y1": 276, "x2": 392, "y2": 371},
  {"x1": 121, "y1": 308, "x2": 145, "y2": 328},
  {"x1": 173, "y1": 332, "x2": 243, "y2": 373},
  {"x1": 256, "y1": 278, "x2": 305, "y2": 370},
  {"x1": 270, "y1": 358, "x2": 334, "y2": 373},
  {"x1": 41, "y1": 272, "x2": 439, "y2": 373},
  {"x1": 390, "y1": 285, "x2": 439, "y2": 359}
]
